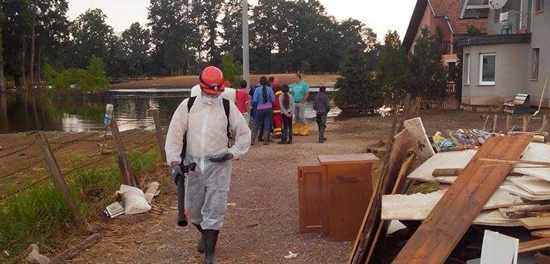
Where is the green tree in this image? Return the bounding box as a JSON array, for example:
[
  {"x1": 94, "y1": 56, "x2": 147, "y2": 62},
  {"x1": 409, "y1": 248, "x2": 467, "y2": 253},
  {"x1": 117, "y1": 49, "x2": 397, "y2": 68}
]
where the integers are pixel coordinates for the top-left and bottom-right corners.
[
  {"x1": 334, "y1": 47, "x2": 383, "y2": 115},
  {"x1": 2, "y1": 0, "x2": 33, "y2": 88},
  {"x1": 221, "y1": 0, "x2": 245, "y2": 63},
  {"x1": 191, "y1": 0, "x2": 223, "y2": 65},
  {"x1": 0, "y1": 7, "x2": 5, "y2": 92},
  {"x1": 220, "y1": 53, "x2": 241, "y2": 87},
  {"x1": 409, "y1": 27, "x2": 447, "y2": 100},
  {"x1": 78, "y1": 55, "x2": 110, "y2": 92},
  {"x1": 148, "y1": 0, "x2": 195, "y2": 75},
  {"x1": 121, "y1": 22, "x2": 152, "y2": 77},
  {"x1": 68, "y1": 9, "x2": 115, "y2": 70},
  {"x1": 376, "y1": 30, "x2": 411, "y2": 102}
]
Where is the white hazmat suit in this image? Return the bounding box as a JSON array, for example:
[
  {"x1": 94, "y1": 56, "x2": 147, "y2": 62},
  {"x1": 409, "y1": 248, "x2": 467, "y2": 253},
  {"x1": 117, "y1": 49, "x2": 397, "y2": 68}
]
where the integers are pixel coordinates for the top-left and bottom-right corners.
[{"x1": 165, "y1": 92, "x2": 251, "y2": 230}]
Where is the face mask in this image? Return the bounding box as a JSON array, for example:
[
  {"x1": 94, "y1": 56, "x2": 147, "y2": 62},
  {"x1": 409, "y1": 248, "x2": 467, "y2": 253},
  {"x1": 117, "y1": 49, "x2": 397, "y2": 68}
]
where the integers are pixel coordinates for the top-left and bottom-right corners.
[{"x1": 202, "y1": 91, "x2": 219, "y2": 105}]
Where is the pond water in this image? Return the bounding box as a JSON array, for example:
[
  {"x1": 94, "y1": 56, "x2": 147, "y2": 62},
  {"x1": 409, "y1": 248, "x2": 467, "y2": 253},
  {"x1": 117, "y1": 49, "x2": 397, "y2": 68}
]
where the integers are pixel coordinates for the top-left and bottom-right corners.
[{"x1": 0, "y1": 89, "x2": 335, "y2": 134}]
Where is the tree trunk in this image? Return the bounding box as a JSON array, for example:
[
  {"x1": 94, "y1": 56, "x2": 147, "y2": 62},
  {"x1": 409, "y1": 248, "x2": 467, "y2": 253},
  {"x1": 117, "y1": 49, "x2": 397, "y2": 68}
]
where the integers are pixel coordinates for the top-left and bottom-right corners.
[
  {"x1": 20, "y1": 39, "x2": 27, "y2": 89},
  {"x1": 37, "y1": 47, "x2": 41, "y2": 88},
  {"x1": 0, "y1": 63, "x2": 5, "y2": 93},
  {"x1": 30, "y1": 14, "x2": 36, "y2": 88}
]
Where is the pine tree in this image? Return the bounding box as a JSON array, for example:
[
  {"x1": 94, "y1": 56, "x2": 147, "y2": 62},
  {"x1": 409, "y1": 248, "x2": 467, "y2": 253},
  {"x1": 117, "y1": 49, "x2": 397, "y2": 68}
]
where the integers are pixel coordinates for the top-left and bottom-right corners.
[
  {"x1": 409, "y1": 27, "x2": 448, "y2": 100},
  {"x1": 375, "y1": 30, "x2": 411, "y2": 102},
  {"x1": 334, "y1": 47, "x2": 383, "y2": 115}
]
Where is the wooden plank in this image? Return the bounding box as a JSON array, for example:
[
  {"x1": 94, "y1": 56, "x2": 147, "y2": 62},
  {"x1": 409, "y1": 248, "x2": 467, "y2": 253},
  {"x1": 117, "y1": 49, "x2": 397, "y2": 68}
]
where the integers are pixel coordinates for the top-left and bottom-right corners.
[
  {"x1": 150, "y1": 109, "x2": 167, "y2": 163},
  {"x1": 506, "y1": 115, "x2": 512, "y2": 132},
  {"x1": 532, "y1": 229, "x2": 550, "y2": 238},
  {"x1": 510, "y1": 176, "x2": 550, "y2": 195},
  {"x1": 491, "y1": 114, "x2": 498, "y2": 133},
  {"x1": 408, "y1": 150, "x2": 477, "y2": 183},
  {"x1": 348, "y1": 108, "x2": 408, "y2": 264},
  {"x1": 541, "y1": 115, "x2": 548, "y2": 133},
  {"x1": 382, "y1": 189, "x2": 524, "y2": 220},
  {"x1": 110, "y1": 118, "x2": 137, "y2": 187},
  {"x1": 514, "y1": 143, "x2": 550, "y2": 181},
  {"x1": 519, "y1": 216, "x2": 550, "y2": 230},
  {"x1": 404, "y1": 117, "x2": 435, "y2": 162},
  {"x1": 518, "y1": 237, "x2": 550, "y2": 253},
  {"x1": 36, "y1": 132, "x2": 86, "y2": 228},
  {"x1": 392, "y1": 134, "x2": 532, "y2": 264},
  {"x1": 433, "y1": 168, "x2": 462, "y2": 177},
  {"x1": 391, "y1": 153, "x2": 416, "y2": 194},
  {"x1": 500, "y1": 182, "x2": 550, "y2": 201},
  {"x1": 523, "y1": 115, "x2": 529, "y2": 132},
  {"x1": 482, "y1": 115, "x2": 490, "y2": 131},
  {"x1": 318, "y1": 153, "x2": 379, "y2": 165}
]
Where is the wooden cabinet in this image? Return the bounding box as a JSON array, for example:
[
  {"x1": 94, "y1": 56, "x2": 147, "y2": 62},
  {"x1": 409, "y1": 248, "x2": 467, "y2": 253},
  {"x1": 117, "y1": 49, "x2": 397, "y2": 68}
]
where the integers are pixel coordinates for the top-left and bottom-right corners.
[{"x1": 298, "y1": 154, "x2": 378, "y2": 242}]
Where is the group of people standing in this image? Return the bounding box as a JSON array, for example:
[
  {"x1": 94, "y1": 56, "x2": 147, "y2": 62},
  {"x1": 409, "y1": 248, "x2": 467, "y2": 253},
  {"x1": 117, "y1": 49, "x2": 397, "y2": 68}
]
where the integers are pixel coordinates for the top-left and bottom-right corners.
[{"x1": 234, "y1": 73, "x2": 330, "y2": 145}]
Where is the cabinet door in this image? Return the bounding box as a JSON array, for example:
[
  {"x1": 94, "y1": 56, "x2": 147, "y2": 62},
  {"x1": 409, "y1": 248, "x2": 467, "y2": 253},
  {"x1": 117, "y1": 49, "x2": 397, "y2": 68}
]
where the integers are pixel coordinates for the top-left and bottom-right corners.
[
  {"x1": 327, "y1": 163, "x2": 373, "y2": 241},
  {"x1": 298, "y1": 166, "x2": 328, "y2": 234}
]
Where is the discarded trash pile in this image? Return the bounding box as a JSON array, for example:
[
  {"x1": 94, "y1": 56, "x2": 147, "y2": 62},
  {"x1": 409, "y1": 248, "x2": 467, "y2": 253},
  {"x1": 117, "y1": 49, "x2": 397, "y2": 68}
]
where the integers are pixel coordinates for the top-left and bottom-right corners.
[{"x1": 350, "y1": 108, "x2": 550, "y2": 263}]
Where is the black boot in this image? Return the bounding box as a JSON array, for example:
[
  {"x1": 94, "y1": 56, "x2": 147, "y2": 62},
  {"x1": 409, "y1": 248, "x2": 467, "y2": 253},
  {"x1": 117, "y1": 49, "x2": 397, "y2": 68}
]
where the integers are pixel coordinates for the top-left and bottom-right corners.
[
  {"x1": 251, "y1": 131, "x2": 258, "y2": 145},
  {"x1": 193, "y1": 224, "x2": 205, "y2": 254},
  {"x1": 263, "y1": 132, "x2": 270, "y2": 145},
  {"x1": 203, "y1": 229, "x2": 219, "y2": 264}
]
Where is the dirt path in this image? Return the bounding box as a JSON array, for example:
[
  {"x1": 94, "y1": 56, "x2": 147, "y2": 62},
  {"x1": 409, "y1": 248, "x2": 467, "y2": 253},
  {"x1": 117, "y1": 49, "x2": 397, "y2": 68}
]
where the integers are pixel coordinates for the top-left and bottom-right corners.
[{"x1": 65, "y1": 110, "x2": 538, "y2": 264}]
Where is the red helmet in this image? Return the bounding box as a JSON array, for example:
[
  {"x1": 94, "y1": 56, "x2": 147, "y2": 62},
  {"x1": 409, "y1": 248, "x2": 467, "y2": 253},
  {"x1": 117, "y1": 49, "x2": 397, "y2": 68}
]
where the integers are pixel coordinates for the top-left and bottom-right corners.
[{"x1": 199, "y1": 66, "x2": 225, "y2": 95}]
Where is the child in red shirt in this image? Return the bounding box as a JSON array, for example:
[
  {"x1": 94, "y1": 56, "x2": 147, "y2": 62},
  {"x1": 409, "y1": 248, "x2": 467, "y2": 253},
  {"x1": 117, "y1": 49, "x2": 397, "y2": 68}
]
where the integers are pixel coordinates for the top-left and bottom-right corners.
[{"x1": 235, "y1": 80, "x2": 251, "y2": 125}]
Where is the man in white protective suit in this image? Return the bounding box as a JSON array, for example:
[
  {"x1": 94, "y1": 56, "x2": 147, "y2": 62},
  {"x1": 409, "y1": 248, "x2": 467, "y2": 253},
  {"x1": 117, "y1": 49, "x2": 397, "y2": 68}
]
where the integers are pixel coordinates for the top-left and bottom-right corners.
[{"x1": 165, "y1": 66, "x2": 251, "y2": 264}]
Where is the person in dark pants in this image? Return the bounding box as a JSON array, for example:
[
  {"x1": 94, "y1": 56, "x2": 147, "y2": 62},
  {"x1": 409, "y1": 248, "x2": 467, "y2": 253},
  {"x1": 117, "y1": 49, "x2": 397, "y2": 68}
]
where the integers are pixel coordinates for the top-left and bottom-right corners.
[
  {"x1": 313, "y1": 86, "x2": 330, "y2": 143},
  {"x1": 279, "y1": 84, "x2": 295, "y2": 144},
  {"x1": 251, "y1": 76, "x2": 275, "y2": 145}
]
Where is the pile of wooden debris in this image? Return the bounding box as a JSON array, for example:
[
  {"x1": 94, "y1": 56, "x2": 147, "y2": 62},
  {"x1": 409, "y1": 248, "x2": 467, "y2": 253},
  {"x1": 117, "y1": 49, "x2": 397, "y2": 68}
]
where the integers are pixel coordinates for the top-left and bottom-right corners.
[{"x1": 349, "y1": 99, "x2": 550, "y2": 264}]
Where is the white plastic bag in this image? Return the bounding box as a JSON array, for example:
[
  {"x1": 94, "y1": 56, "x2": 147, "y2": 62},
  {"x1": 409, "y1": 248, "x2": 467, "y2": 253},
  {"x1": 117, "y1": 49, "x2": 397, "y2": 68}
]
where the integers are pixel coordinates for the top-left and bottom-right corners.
[{"x1": 118, "y1": 184, "x2": 151, "y2": 215}]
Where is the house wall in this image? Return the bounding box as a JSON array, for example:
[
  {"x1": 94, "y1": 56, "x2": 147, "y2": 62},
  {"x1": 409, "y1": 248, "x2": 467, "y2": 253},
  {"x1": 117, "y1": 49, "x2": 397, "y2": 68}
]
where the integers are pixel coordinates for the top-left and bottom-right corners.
[
  {"x1": 462, "y1": 43, "x2": 530, "y2": 106},
  {"x1": 410, "y1": 3, "x2": 454, "y2": 63},
  {"x1": 527, "y1": 0, "x2": 550, "y2": 108}
]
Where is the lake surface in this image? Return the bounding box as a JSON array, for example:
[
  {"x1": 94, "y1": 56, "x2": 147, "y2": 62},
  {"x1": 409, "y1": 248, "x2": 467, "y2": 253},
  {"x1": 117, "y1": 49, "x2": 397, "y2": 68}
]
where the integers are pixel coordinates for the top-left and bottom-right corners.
[{"x1": 0, "y1": 89, "x2": 335, "y2": 134}]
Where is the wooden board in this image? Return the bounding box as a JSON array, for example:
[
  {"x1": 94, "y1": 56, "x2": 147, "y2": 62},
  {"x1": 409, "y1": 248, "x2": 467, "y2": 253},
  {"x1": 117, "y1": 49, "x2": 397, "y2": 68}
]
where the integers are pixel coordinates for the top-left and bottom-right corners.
[
  {"x1": 318, "y1": 153, "x2": 379, "y2": 165},
  {"x1": 518, "y1": 237, "x2": 550, "y2": 253},
  {"x1": 349, "y1": 129, "x2": 412, "y2": 264},
  {"x1": 519, "y1": 216, "x2": 550, "y2": 230},
  {"x1": 511, "y1": 176, "x2": 550, "y2": 195},
  {"x1": 500, "y1": 182, "x2": 550, "y2": 201},
  {"x1": 298, "y1": 166, "x2": 329, "y2": 234},
  {"x1": 381, "y1": 189, "x2": 524, "y2": 221},
  {"x1": 514, "y1": 143, "x2": 550, "y2": 181},
  {"x1": 435, "y1": 176, "x2": 456, "y2": 184},
  {"x1": 403, "y1": 117, "x2": 436, "y2": 162},
  {"x1": 407, "y1": 150, "x2": 477, "y2": 183},
  {"x1": 392, "y1": 134, "x2": 532, "y2": 264},
  {"x1": 532, "y1": 229, "x2": 550, "y2": 238}
]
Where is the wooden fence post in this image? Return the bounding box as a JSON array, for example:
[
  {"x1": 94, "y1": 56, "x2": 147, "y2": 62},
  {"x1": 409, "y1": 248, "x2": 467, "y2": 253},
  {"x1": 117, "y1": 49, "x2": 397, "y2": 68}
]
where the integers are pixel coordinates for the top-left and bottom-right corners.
[
  {"x1": 506, "y1": 115, "x2": 512, "y2": 132},
  {"x1": 150, "y1": 109, "x2": 167, "y2": 163},
  {"x1": 110, "y1": 118, "x2": 137, "y2": 187},
  {"x1": 523, "y1": 115, "x2": 529, "y2": 132},
  {"x1": 492, "y1": 114, "x2": 498, "y2": 133},
  {"x1": 36, "y1": 132, "x2": 86, "y2": 227},
  {"x1": 541, "y1": 115, "x2": 548, "y2": 132},
  {"x1": 482, "y1": 115, "x2": 491, "y2": 131}
]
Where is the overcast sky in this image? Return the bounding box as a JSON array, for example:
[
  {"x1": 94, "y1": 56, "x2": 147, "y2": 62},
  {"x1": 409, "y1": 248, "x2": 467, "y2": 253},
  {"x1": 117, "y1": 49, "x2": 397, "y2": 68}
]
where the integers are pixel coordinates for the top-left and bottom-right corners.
[{"x1": 67, "y1": 0, "x2": 417, "y2": 42}]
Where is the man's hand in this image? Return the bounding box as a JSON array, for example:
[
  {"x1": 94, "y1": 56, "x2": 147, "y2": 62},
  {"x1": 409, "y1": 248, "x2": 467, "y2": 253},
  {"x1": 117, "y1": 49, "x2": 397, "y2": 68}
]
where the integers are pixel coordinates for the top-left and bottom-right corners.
[
  {"x1": 171, "y1": 165, "x2": 183, "y2": 185},
  {"x1": 209, "y1": 153, "x2": 234, "y2": 163}
]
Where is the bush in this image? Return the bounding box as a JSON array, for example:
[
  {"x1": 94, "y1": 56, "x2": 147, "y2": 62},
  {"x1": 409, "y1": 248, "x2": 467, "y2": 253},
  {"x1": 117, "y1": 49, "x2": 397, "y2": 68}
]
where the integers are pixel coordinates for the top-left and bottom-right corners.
[
  {"x1": 334, "y1": 48, "x2": 384, "y2": 115},
  {"x1": 220, "y1": 53, "x2": 241, "y2": 87},
  {"x1": 43, "y1": 55, "x2": 110, "y2": 93}
]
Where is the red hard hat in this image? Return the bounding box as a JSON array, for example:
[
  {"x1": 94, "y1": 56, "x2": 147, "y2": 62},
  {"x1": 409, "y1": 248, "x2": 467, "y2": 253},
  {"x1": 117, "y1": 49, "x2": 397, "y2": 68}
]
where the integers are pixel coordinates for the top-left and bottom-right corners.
[{"x1": 199, "y1": 66, "x2": 225, "y2": 95}]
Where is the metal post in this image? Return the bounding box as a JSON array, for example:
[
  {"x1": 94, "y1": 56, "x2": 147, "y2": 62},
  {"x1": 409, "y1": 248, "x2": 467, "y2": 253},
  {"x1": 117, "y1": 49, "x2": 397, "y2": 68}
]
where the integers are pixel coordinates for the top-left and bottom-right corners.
[
  {"x1": 36, "y1": 132, "x2": 86, "y2": 228},
  {"x1": 150, "y1": 109, "x2": 167, "y2": 163},
  {"x1": 242, "y1": 0, "x2": 250, "y2": 91}
]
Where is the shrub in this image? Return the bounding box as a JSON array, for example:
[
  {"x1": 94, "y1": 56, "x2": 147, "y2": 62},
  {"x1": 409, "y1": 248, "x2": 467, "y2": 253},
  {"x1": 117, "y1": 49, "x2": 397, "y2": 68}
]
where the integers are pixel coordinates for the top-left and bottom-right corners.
[{"x1": 220, "y1": 53, "x2": 241, "y2": 87}]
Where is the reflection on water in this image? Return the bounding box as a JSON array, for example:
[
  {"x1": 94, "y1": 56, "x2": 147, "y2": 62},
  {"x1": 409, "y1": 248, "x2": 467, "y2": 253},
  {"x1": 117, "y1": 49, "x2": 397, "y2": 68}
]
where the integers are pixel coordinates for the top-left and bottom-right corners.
[
  {"x1": 0, "y1": 91, "x2": 334, "y2": 134},
  {"x1": 0, "y1": 92, "x2": 187, "y2": 134}
]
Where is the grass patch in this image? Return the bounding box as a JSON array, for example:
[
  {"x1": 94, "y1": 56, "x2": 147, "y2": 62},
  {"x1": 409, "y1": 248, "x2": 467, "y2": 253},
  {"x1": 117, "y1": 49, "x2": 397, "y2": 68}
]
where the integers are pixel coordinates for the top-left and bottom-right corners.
[{"x1": 0, "y1": 148, "x2": 160, "y2": 262}]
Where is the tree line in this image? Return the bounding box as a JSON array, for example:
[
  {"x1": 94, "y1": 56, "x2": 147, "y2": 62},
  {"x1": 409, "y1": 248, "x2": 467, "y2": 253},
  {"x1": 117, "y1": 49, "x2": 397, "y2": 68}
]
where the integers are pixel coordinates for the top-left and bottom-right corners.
[{"x1": 0, "y1": 0, "x2": 377, "y2": 91}]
